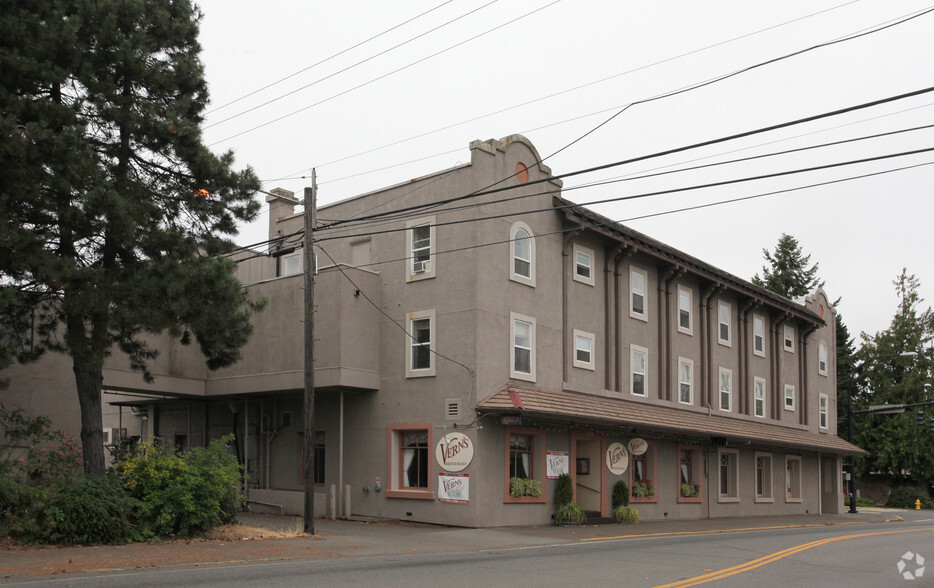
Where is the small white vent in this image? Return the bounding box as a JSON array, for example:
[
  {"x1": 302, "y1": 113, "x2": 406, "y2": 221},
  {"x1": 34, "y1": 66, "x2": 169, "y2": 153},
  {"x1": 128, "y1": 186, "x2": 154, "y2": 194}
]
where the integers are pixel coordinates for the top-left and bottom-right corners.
[
  {"x1": 102, "y1": 429, "x2": 111, "y2": 445},
  {"x1": 413, "y1": 260, "x2": 431, "y2": 274},
  {"x1": 280, "y1": 411, "x2": 293, "y2": 429},
  {"x1": 445, "y1": 398, "x2": 461, "y2": 420}
]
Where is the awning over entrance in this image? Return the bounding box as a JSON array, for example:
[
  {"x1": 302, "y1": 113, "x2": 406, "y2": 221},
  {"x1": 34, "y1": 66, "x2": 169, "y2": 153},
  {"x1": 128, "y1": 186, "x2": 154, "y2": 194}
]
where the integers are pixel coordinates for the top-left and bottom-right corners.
[{"x1": 478, "y1": 384, "x2": 868, "y2": 456}]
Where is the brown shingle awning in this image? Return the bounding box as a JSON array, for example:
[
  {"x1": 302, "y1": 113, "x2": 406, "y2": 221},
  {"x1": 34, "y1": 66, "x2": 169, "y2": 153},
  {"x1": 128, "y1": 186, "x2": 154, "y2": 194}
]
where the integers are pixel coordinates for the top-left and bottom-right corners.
[{"x1": 478, "y1": 384, "x2": 867, "y2": 456}]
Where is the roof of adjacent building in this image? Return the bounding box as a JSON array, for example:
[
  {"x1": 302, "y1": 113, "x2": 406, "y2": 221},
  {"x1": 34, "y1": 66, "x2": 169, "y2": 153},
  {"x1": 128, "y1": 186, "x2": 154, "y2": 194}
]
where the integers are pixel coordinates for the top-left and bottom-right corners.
[
  {"x1": 478, "y1": 383, "x2": 867, "y2": 456},
  {"x1": 553, "y1": 195, "x2": 825, "y2": 326}
]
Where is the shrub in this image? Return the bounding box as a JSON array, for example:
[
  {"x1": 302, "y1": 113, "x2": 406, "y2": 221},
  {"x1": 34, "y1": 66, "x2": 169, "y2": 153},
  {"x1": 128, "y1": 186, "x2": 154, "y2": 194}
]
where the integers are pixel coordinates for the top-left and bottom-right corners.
[
  {"x1": 844, "y1": 495, "x2": 875, "y2": 507},
  {"x1": 887, "y1": 486, "x2": 934, "y2": 509},
  {"x1": 554, "y1": 473, "x2": 573, "y2": 507},
  {"x1": 632, "y1": 479, "x2": 655, "y2": 498},
  {"x1": 612, "y1": 479, "x2": 630, "y2": 508},
  {"x1": 554, "y1": 503, "x2": 587, "y2": 526},
  {"x1": 118, "y1": 435, "x2": 243, "y2": 538},
  {"x1": 681, "y1": 482, "x2": 700, "y2": 498},
  {"x1": 509, "y1": 477, "x2": 543, "y2": 499},
  {"x1": 42, "y1": 473, "x2": 137, "y2": 545},
  {"x1": 613, "y1": 505, "x2": 640, "y2": 525}
]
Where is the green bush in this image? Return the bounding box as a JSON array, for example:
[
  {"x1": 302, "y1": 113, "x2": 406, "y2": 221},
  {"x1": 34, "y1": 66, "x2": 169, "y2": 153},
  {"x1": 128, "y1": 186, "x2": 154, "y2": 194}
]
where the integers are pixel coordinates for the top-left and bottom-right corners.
[
  {"x1": 554, "y1": 503, "x2": 587, "y2": 526},
  {"x1": 613, "y1": 505, "x2": 640, "y2": 525},
  {"x1": 612, "y1": 479, "x2": 630, "y2": 508},
  {"x1": 554, "y1": 473, "x2": 574, "y2": 507},
  {"x1": 843, "y1": 495, "x2": 875, "y2": 507},
  {"x1": 509, "y1": 477, "x2": 542, "y2": 499},
  {"x1": 887, "y1": 486, "x2": 934, "y2": 509},
  {"x1": 118, "y1": 435, "x2": 243, "y2": 538},
  {"x1": 42, "y1": 473, "x2": 137, "y2": 545}
]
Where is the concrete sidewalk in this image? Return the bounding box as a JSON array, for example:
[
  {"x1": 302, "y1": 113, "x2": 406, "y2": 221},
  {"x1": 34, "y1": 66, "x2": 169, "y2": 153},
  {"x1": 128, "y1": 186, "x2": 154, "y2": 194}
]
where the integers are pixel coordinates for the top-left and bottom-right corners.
[{"x1": 0, "y1": 510, "x2": 904, "y2": 580}]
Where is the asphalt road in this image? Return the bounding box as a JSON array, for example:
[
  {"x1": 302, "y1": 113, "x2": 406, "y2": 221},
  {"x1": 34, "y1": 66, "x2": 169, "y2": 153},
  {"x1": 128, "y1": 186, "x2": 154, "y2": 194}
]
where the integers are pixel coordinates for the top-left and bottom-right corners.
[{"x1": 5, "y1": 511, "x2": 932, "y2": 587}]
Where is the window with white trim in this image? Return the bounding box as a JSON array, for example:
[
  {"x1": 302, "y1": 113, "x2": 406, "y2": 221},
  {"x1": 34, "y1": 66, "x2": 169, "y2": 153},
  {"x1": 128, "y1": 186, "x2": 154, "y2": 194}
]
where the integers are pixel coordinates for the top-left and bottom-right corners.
[
  {"x1": 510, "y1": 313, "x2": 536, "y2": 382},
  {"x1": 818, "y1": 341, "x2": 828, "y2": 375},
  {"x1": 718, "y1": 301, "x2": 731, "y2": 346},
  {"x1": 631, "y1": 345, "x2": 648, "y2": 397},
  {"x1": 630, "y1": 267, "x2": 648, "y2": 320},
  {"x1": 281, "y1": 252, "x2": 301, "y2": 276},
  {"x1": 718, "y1": 449, "x2": 739, "y2": 502},
  {"x1": 406, "y1": 217, "x2": 436, "y2": 281},
  {"x1": 819, "y1": 394, "x2": 828, "y2": 429},
  {"x1": 386, "y1": 423, "x2": 433, "y2": 499},
  {"x1": 678, "y1": 357, "x2": 693, "y2": 405},
  {"x1": 753, "y1": 315, "x2": 765, "y2": 357},
  {"x1": 405, "y1": 310, "x2": 435, "y2": 378},
  {"x1": 573, "y1": 330, "x2": 595, "y2": 370},
  {"x1": 719, "y1": 367, "x2": 732, "y2": 412},
  {"x1": 678, "y1": 286, "x2": 692, "y2": 334},
  {"x1": 755, "y1": 453, "x2": 773, "y2": 502},
  {"x1": 783, "y1": 325, "x2": 795, "y2": 353},
  {"x1": 510, "y1": 222, "x2": 535, "y2": 286},
  {"x1": 784, "y1": 384, "x2": 795, "y2": 411},
  {"x1": 754, "y1": 377, "x2": 766, "y2": 418},
  {"x1": 786, "y1": 455, "x2": 802, "y2": 501},
  {"x1": 572, "y1": 244, "x2": 595, "y2": 286}
]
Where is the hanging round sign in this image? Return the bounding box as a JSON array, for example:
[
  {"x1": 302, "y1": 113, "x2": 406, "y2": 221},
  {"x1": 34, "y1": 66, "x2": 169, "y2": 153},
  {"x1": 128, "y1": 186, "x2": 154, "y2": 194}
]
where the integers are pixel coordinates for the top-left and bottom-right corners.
[
  {"x1": 435, "y1": 432, "x2": 474, "y2": 472},
  {"x1": 628, "y1": 437, "x2": 648, "y2": 456},
  {"x1": 606, "y1": 442, "x2": 629, "y2": 475}
]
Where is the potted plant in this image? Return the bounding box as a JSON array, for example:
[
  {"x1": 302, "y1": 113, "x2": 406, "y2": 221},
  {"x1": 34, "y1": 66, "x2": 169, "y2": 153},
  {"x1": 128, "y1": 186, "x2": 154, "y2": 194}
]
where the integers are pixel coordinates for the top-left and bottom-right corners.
[
  {"x1": 552, "y1": 473, "x2": 586, "y2": 526},
  {"x1": 681, "y1": 482, "x2": 700, "y2": 498},
  {"x1": 612, "y1": 479, "x2": 630, "y2": 509},
  {"x1": 510, "y1": 477, "x2": 543, "y2": 499},
  {"x1": 632, "y1": 479, "x2": 655, "y2": 498},
  {"x1": 613, "y1": 504, "x2": 640, "y2": 524}
]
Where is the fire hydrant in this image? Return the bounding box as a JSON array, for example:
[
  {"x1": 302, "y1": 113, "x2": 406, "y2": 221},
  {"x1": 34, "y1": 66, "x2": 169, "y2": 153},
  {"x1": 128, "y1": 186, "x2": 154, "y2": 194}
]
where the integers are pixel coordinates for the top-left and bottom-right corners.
[{"x1": 916, "y1": 499, "x2": 922, "y2": 510}]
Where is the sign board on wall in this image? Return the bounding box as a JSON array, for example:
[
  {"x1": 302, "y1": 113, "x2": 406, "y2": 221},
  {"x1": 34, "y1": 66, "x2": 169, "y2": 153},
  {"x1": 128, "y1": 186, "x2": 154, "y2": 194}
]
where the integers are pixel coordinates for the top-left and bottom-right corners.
[
  {"x1": 546, "y1": 451, "x2": 569, "y2": 479},
  {"x1": 606, "y1": 442, "x2": 629, "y2": 475},
  {"x1": 628, "y1": 438, "x2": 648, "y2": 456},
  {"x1": 438, "y1": 473, "x2": 469, "y2": 503},
  {"x1": 435, "y1": 432, "x2": 474, "y2": 472}
]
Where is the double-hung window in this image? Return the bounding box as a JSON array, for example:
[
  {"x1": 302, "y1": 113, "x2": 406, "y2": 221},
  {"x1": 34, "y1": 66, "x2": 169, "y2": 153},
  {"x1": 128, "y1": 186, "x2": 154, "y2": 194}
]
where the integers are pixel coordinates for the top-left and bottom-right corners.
[
  {"x1": 510, "y1": 313, "x2": 536, "y2": 382},
  {"x1": 572, "y1": 244, "x2": 595, "y2": 286},
  {"x1": 784, "y1": 384, "x2": 795, "y2": 411},
  {"x1": 573, "y1": 330, "x2": 595, "y2": 370},
  {"x1": 784, "y1": 325, "x2": 795, "y2": 352},
  {"x1": 753, "y1": 315, "x2": 765, "y2": 357},
  {"x1": 819, "y1": 394, "x2": 829, "y2": 429},
  {"x1": 630, "y1": 268, "x2": 647, "y2": 320},
  {"x1": 678, "y1": 286, "x2": 692, "y2": 334},
  {"x1": 406, "y1": 217, "x2": 436, "y2": 281},
  {"x1": 718, "y1": 449, "x2": 739, "y2": 502},
  {"x1": 754, "y1": 377, "x2": 766, "y2": 418},
  {"x1": 818, "y1": 342, "x2": 828, "y2": 375},
  {"x1": 755, "y1": 453, "x2": 773, "y2": 502},
  {"x1": 386, "y1": 423, "x2": 433, "y2": 499},
  {"x1": 631, "y1": 345, "x2": 648, "y2": 397},
  {"x1": 504, "y1": 427, "x2": 545, "y2": 503},
  {"x1": 510, "y1": 222, "x2": 535, "y2": 286},
  {"x1": 678, "y1": 445, "x2": 702, "y2": 502},
  {"x1": 718, "y1": 301, "x2": 731, "y2": 346},
  {"x1": 719, "y1": 367, "x2": 732, "y2": 412},
  {"x1": 678, "y1": 358, "x2": 693, "y2": 405},
  {"x1": 405, "y1": 310, "x2": 435, "y2": 377}
]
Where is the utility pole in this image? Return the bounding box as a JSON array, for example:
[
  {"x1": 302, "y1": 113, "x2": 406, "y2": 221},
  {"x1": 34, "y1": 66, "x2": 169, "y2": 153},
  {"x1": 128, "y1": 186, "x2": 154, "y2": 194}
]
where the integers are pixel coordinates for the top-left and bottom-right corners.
[{"x1": 302, "y1": 170, "x2": 317, "y2": 534}]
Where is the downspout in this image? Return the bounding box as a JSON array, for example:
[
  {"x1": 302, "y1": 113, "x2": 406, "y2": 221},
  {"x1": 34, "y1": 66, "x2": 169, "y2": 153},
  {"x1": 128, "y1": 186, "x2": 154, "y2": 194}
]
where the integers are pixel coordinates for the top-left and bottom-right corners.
[
  {"x1": 658, "y1": 266, "x2": 678, "y2": 401},
  {"x1": 771, "y1": 315, "x2": 787, "y2": 420},
  {"x1": 605, "y1": 246, "x2": 623, "y2": 391},
  {"x1": 800, "y1": 325, "x2": 818, "y2": 426},
  {"x1": 738, "y1": 300, "x2": 755, "y2": 415},
  {"x1": 700, "y1": 284, "x2": 718, "y2": 409},
  {"x1": 614, "y1": 246, "x2": 633, "y2": 392},
  {"x1": 562, "y1": 230, "x2": 581, "y2": 383},
  {"x1": 339, "y1": 390, "x2": 345, "y2": 518}
]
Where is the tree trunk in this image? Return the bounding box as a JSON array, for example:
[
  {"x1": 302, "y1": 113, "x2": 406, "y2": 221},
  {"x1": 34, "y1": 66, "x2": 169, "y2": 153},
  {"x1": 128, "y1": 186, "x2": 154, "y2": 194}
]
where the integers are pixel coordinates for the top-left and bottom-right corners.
[{"x1": 73, "y1": 357, "x2": 106, "y2": 476}]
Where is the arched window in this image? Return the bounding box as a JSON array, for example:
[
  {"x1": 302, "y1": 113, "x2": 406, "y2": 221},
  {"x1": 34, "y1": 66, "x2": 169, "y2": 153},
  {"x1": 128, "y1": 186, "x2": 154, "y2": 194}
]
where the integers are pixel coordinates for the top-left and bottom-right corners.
[{"x1": 509, "y1": 222, "x2": 535, "y2": 286}]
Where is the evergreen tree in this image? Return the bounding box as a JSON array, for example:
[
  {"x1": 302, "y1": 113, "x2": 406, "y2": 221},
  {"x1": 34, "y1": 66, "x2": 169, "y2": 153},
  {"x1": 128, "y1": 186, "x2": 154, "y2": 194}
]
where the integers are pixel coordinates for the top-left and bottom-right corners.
[
  {"x1": 752, "y1": 233, "x2": 823, "y2": 299},
  {"x1": 835, "y1": 310, "x2": 858, "y2": 434},
  {"x1": 853, "y1": 270, "x2": 934, "y2": 484},
  {"x1": 0, "y1": 0, "x2": 261, "y2": 474}
]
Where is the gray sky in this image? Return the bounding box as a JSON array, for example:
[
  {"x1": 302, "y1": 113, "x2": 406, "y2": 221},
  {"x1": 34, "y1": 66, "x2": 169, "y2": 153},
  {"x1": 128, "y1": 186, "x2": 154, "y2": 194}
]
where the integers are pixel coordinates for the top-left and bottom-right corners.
[{"x1": 196, "y1": 0, "x2": 934, "y2": 345}]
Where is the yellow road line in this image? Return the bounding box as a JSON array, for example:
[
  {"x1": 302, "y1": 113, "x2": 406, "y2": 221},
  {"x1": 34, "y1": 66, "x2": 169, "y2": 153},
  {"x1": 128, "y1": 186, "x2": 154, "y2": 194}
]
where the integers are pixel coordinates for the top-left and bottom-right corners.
[
  {"x1": 654, "y1": 526, "x2": 934, "y2": 588},
  {"x1": 580, "y1": 521, "x2": 864, "y2": 542}
]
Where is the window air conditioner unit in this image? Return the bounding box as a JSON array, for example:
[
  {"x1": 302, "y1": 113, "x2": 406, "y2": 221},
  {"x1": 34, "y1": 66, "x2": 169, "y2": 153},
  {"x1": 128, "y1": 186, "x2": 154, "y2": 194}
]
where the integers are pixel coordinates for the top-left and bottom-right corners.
[{"x1": 413, "y1": 260, "x2": 430, "y2": 273}]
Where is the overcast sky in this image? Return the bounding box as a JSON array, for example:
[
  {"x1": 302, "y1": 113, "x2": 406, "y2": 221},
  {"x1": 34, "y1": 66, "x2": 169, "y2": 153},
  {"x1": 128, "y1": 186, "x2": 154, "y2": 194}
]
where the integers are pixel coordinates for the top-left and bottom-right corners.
[{"x1": 195, "y1": 0, "x2": 934, "y2": 346}]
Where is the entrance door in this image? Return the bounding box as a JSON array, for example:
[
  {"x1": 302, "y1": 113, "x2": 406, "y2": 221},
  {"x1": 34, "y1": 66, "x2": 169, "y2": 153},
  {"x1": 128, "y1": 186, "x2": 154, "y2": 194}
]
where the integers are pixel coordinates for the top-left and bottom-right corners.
[
  {"x1": 820, "y1": 456, "x2": 841, "y2": 513},
  {"x1": 575, "y1": 439, "x2": 602, "y2": 514}
]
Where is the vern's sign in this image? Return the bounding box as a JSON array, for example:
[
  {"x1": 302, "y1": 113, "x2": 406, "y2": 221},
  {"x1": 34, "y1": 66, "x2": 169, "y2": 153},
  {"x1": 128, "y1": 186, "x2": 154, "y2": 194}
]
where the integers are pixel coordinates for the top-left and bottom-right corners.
[{"x1": 435, "y1": 432, "x2": 474, "y2": 472}]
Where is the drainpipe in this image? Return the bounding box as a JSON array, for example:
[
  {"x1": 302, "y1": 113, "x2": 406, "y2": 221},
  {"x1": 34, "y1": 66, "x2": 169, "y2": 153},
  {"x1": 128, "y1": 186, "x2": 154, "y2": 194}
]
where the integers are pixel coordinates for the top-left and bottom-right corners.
[
  {"x1": 771, "y1": 315, "x2": 787, "y2": 419},
  {"x1": 658, "y1": 266, "x2": 678, "y2": 401},
  {"x1": 605, "y1": 246, "x2": 623, "y2": 391},
  {"x1": 562, "y1": 229, "x2": 581, "y2": 383},
  {"x1": 614, "y1": 246, "x2": 633, "y2": 392},
  {"x1": 700, "y1": 285, "x2": 718, "y2": 408},
  {"x1": 800, "y1": 325, "x2": 818, "y2": 426},
  {"x1": 738, "y1": 300, "x2": 755, "y2": 415}
]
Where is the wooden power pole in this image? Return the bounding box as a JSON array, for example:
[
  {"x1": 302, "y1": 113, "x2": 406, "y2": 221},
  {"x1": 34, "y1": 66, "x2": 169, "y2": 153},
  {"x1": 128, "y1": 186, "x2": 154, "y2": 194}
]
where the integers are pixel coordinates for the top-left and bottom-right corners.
[{"x1": 302, "y1": 170, "x2": 317, "y2": 534}]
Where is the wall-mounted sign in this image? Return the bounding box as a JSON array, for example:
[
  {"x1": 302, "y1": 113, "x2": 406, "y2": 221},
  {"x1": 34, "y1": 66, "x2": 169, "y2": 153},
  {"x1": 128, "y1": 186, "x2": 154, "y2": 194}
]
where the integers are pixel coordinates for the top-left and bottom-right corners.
[
  {"x1": 546, "y1": 451, "x2": 569, "y2": 479},
  {"x1": 628, "y1": 438, "x2": 648, "y2": 456},
  {"x1": 435, "y1": 432, "x2": 474, "y2": 472},
  {"x1": 606, "y1": 442, "x2": 629, "y2": 475},
  {"x1": 501, "y1": 415, "x2": 522, "y2": 426},
  {"x1": 438, "y1": 473, "x2": 469, "y2": 504}
]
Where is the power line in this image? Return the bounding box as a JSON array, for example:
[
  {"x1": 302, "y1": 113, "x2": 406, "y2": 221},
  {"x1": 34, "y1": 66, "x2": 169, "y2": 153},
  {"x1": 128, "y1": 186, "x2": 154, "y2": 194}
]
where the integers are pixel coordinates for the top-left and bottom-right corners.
[
  {"x1": 203, "y1": 1, "x2": 497, "y2": 129},
  {"x1": 207, "y1": 1, "x2": 561, "y2": 147}
]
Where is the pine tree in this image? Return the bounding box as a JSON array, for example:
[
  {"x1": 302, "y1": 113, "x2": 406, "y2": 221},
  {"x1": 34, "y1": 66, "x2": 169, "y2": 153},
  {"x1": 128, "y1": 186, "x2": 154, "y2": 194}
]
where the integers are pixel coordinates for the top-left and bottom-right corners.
[
  {"x1": 752, "y1": 234, "x2": 823, "y2": 299},
  {"x1": 0, "y1": 0, "x2": 261, "y2": 474},
  {"x1": 854, "y1": 270, "x2": 934, "y2": 485},
  {"x1": 835, "y1": 310, "x2": 858, "y2": 434}
]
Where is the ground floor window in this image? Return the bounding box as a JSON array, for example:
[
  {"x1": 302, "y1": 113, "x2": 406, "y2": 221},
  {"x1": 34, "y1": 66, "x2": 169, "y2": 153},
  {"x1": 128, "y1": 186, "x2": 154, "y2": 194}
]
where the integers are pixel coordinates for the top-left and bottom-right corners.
[
  {"x1": 718, "y1": 449, "x2": 739, "y2": 502},
  {"x1": 299, "y1": 431, "x2": 326, "y2": 486},
  {"x1": 629, "y1": 441, "x2": 657, "y2": 503},
  {"x1": 755, "y1": 452, "x2": 773, "y2": 502},
  {"x1": 786, "y1": 455, "x2": 802, "y2": 502},
  {"x1": 678, "y1": 445, "x2": 702, "y2": 502},
  {"x1": 386, "y1": 423, "x2": 433, "y2": 499},
  {"x1": 504, "y1": 427, "x2": 546, "y2": 503}
]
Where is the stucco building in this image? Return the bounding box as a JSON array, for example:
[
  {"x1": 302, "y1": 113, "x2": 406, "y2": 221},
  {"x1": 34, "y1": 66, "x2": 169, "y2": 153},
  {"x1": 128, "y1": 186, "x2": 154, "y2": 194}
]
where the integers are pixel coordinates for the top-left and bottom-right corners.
[{"x1": 1, "y1": 134, "x2": 863, "y2": 526}]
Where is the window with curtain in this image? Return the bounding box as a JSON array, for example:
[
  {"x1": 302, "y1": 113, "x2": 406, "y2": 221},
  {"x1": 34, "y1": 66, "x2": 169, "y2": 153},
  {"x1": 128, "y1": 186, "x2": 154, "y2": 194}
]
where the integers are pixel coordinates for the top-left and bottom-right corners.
[
  {"x1": 402, "y1": 430, "x2": 428, "y2": 489},
  {"x1": 509, "y1": 434, "x2": 533, "y2": 479}
]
